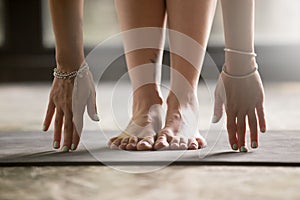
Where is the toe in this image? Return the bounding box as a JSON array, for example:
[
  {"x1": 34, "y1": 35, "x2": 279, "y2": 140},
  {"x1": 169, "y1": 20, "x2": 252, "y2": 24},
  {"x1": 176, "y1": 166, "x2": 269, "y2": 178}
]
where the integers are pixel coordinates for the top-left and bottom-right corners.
[
  {"x1": 154, "y1": 135, "x2": 169, "y2": 150},
  {"x1": 188, "y1": 138, "x2": 199, "y2": 150},
  {"x1": 196, "y1": 137, "x2": 207, "y2": 149},
  {"x1": 126, "y1": 136, "x2": 138, "y2": 150},
  {"x1": 170, "y1": 136, "x2": 180, "y2": 150},
  {"x1": 108, "y1": 136, "x2": 118, "y2": 146},
  {"x1": 137, "y1": 137, "x2": 154, "y2": 151},
  {"x1": 119, "y1": 137, "x2": 129, "y2": 150},
  {"x1": 179, "y1": 137, "x2": 188, "y2": 150},
  {"x1": 110, "y1": 138, "x2": 122, "y2": 149}
]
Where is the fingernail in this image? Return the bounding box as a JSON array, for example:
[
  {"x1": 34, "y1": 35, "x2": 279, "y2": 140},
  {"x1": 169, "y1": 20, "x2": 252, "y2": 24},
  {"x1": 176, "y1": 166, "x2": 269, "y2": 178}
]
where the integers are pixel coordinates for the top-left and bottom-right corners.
[
  {"x1": 232, "y1": 143, "x2": 238, "y2": 150},
  {"x1": 239, "y1": 146, "x2": 248, "y2": 153},
  {"x1": 53, "y1": 141, "x2": 59, "y2": 149},
  {"x1": 62, "y1": 146, "x2": 69, "y2": 152},
  {"x1": 211, "y1": 115, "x2": 218, "y2": 123},
  {"x1": 71, "y1": 144, "x2": 76, "y2": 151},
  {"x1": 251, "y1": 141, "x2": 257, "y2": 148},
  {"x1": 93, "y1": 114, "x2": 100, "y2": 121},
  {"x1": 42, "y1": 124, "x2": 47, "y2": 131}
]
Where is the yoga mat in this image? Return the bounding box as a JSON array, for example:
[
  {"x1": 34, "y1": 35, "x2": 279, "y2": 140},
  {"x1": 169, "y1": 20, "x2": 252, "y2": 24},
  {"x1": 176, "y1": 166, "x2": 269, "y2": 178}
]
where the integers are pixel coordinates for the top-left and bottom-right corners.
[{"x1": 0, "y1": 130, "x2": 299, "y2": 166}]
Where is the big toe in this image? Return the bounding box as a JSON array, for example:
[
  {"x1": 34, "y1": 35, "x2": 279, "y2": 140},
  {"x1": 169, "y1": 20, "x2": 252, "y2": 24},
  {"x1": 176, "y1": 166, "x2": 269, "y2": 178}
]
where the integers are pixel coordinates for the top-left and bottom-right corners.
[
  {"x1": 137, "y1": 137, "x2": 154, "y2": 151},
  {"x1": 196, "y1": 137, "x2": 207, "y2": 149}
]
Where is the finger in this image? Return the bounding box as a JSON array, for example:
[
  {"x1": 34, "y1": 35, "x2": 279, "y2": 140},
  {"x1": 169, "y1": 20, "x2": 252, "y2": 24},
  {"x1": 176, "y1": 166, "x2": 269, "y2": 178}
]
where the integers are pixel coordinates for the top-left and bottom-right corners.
[
  {"x1": 71, "y1": 124, "x2": 81, "y2": 151},
  {"x1": 212, "y1": 91, "x2": 224, "y2": 123},
  {"x1": 87, "y1": 80, "x2": 99, "y2": 122},
  {"x1": 62, "y1": 111, "x2": 73, "y2": 152},
  {"x1": 53, "y1": 109, "x2": 63, "y2": 149},
  {"x1": 43, "y1": 99, "x2": 55, "y2": 131},
  {"x1": 87, "y1": 92, "x2": 99, "y2": 122},
  {"x1": 248, "y1": 110, "x2": 258, "y2": 149},
  {"x1": 256, "y1": 102, "x2": 266, "y2": 133},
  {"x1": 237, "y1": 114, "x2": 247, "y2": 152},
  {"x1": 226, "y1": 113, "x2": 238, "y2": 150},
  {"x1": 72, "y1": 105, "x2": 84, "y2": 138}
]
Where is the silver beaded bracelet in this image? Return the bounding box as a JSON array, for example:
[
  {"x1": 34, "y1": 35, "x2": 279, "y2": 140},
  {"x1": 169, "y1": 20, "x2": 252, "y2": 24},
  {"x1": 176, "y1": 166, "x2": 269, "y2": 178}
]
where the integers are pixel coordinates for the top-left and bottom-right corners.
[{"x1": 53, "y1": 62, "x2": 89, "y2": 80}]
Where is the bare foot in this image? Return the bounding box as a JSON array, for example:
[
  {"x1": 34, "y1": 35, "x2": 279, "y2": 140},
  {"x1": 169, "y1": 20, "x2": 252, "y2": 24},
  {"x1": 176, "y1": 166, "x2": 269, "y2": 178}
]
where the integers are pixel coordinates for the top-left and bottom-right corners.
[
  {"x1": 108, "y1": 84, "x2": 163, "y2": 151},
  {"x1": 154, "y1": 91, "x2": 206, "y2": 150}
]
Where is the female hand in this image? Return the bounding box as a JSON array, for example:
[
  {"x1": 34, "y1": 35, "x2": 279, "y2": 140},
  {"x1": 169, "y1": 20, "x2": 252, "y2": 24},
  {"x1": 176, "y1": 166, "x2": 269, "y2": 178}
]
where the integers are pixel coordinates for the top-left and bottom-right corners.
[
  {"x1": 43, "y1": 66, "x2": 99, "y2": 152},
  {"x1": 212, "y1": 71, "x2": 266, "y2": 152}
]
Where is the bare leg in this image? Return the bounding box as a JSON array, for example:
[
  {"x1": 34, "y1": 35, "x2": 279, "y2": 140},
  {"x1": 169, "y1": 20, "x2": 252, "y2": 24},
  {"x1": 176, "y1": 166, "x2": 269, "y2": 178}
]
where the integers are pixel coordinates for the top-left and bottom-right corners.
[
  {"x1": 154, "y1": 0, "x2": 217, "y2": 150},
  {"x1": 109, "y1": 0, "x2": 166, "y2": 150},
  {"x1": 213, "y1": 0, "x2": 266, "y2": 152}
]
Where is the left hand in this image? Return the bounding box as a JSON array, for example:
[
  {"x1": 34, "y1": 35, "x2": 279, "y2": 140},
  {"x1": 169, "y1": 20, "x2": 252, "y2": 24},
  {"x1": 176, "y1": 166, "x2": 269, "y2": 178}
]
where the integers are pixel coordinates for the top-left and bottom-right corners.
[{"x1": 212, "y1": 71, "x2": 266, "y2": 152}]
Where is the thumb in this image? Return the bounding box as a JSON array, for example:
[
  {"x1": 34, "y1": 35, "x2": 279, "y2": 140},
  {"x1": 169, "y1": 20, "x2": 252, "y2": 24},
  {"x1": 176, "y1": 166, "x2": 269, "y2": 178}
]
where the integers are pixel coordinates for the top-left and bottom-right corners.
[
  {"x1": 212, "y1": 89, "x2": 224, "y2": 123},
  {"x1": 87, "y1": 90, "x2": 100, "y2": 122}
]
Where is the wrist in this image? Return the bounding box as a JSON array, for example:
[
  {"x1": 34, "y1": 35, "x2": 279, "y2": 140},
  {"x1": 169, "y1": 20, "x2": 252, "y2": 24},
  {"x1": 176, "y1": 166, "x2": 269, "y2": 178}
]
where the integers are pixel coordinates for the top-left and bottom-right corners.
[
  {"x1": 53, "y1": 62, "x2": 89, "y2": 80},
  {"x1": 225, "y1": 52, "x2": 257, "y2": 76},
  {"x1": 55, "y1": 56, "x2": 85, "y2": 73}
]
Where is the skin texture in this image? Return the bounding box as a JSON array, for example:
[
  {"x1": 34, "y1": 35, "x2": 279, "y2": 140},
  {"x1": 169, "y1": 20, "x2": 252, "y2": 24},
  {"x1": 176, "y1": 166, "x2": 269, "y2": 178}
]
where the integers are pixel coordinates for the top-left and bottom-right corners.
[
  {"x1": 213, "y1": 0, "x2": 266, "y2": 152},
  {"x1": 110, "y1": 0, "x2": 217, "y2": 151},
  {"x1": 154, "y1": 0, "x2": 216, "y2": 150},
  {"x1": 111, "y1": 0, "x2": 166, "y2": 151},
  {"x1": 43, "y1": 0, "x2": 98, "y2": 152}
]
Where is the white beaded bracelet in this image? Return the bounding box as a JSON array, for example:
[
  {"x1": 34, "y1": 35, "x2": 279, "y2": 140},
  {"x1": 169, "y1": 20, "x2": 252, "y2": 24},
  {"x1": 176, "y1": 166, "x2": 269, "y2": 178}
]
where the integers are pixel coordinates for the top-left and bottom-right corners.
[
  {"x1": 53, "y1": 62, "x2": 89, "y2": 79},
  {"x1": 224, "y1": 48, "x2": 257, "y2": 57},
  {"x1": 222, "y1": 65, "x2": 258, "y2": 79}
]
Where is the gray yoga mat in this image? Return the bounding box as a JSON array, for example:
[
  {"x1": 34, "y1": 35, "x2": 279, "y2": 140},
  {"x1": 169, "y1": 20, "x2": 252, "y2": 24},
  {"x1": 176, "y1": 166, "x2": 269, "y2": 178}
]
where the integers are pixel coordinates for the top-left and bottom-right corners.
[{"x1": 0, "y1": 130, "x2": 299, "y2": 166}]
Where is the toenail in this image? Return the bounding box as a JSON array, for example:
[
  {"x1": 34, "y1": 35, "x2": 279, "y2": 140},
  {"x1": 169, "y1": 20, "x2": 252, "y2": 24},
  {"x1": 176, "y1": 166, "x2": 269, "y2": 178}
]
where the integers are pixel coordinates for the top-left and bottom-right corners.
[{"x1": 140, "y1": 141, "x2": 150, "y2": 146}]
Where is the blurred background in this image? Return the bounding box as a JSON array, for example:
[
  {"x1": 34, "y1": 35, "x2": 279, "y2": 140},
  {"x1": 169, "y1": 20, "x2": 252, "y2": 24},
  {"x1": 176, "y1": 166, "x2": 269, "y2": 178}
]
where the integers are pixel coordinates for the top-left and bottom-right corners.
[{"x1": 0, "y1": 0, "x2": 300, "y2": 82}]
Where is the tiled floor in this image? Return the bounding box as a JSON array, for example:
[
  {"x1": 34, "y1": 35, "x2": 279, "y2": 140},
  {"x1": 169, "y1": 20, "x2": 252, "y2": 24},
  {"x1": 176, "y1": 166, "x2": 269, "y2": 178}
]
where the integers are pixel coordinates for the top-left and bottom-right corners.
[{"x1": 0, "y1": 82, "x2": 300, "y2": 200}]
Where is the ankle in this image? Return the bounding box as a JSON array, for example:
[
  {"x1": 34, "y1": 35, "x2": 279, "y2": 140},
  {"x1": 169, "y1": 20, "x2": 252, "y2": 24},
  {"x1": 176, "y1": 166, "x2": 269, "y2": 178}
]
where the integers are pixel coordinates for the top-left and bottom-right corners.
[
  {"x1": 133, "y1": 84, "x2": 163, "y2": 107},
  {"x1": 166, "y1": 90, "x2": 198, "y2": 110}
]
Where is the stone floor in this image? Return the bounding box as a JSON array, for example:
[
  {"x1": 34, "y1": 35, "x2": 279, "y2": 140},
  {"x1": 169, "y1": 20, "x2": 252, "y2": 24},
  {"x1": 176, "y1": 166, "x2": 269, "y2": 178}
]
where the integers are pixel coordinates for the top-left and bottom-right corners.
[{"x1": 0, "y1": 82, "x2": 300, "y2": 200}]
